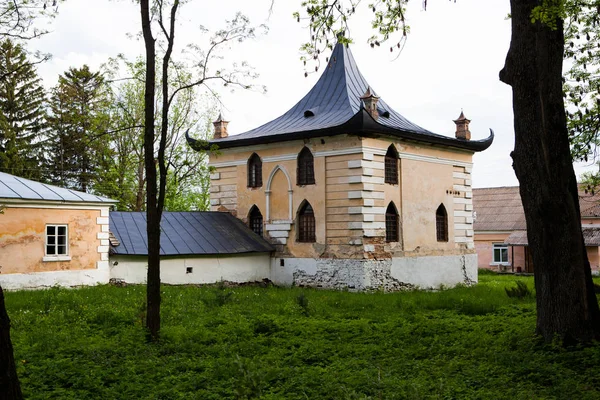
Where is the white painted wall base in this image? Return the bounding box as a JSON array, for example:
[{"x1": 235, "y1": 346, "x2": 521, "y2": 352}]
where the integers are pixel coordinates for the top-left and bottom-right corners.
[
  {"x1": 272, "y1": 254, "x2": 477, "y2": 291},
  {"x1": 391, "y1": 254, "x2": 478, "y2": 289},
  {"x1": 110, "y1": 253, "x2": 271, "y2": 285},
  {"x1": 0, "y1": 268, "x2": 110, "y2": 290},
  {"x1": 0, "y1": 252, "x2": 476, "y2": 291},
  {"x1": 271, "y1": 257, "x2": 411, "y2": 291}
]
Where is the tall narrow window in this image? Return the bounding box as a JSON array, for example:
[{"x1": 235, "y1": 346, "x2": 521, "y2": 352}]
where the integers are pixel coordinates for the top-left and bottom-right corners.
[
  {"x1": 384, "y1": 145, "x2": 398, "y2": 184},
  {"x1": 247, "y1": 153, "x2": 262, "y2": 188},
  {"x1": 436, "y1": 204, "x2": 448, "y2": 242},
  {"x1": 297, "y1": 201, "x2": 316, "y2": 242},
  {"x1": 297, "y1": 147, "x2": 315, "y2": 185},
  {"x1": 248, "y1": 205, "x2": 263, "y2": 236},
  {"x1": 385, "y1": 202, "x2": 399, "y2": 242},
  {"x1": 46, "y1": 225, "x2": 68, "y2": 256}
]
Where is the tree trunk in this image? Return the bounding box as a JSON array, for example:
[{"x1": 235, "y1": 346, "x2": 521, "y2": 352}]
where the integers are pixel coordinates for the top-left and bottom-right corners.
[
  {"x1": 0, "y1": 286, "x2": 23, "y2": 399},
  {"x1": 500, "y1": 0, "x2": 600, "y2": 343},
  {"x1": 136, "y1": 159, "x2": 145, "y2": 212},
  {"x1": 140, "y1": 0, "x2": 161, "y2": 341}
]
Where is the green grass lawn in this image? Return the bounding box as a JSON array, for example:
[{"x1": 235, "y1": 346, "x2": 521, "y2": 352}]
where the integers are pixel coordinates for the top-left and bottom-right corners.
[{"x1": 6, "y1": 271, "x2": 600, "y2": 399}]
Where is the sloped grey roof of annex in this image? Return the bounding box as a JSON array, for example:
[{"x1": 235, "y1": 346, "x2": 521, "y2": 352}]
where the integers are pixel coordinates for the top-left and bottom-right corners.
[
  {"x1": 109, "y1": 211, "x2": 274, "y2": 256},
  {"x1": 187, "y1": 42, "x2": 494, "y2": 152},
  {"x1": 0, "y1": 171, "x2": 116, "y2": 203},
  {"x1": 473, "y1": 186, "x2": 600, "y2": 232},
  {"x1": 505, "y1": 226, "x2": 600, "y2": 246}
]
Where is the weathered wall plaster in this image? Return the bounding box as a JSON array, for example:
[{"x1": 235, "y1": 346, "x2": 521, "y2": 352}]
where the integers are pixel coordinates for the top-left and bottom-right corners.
[
  {"x1": 391, "y1": 254, "x2": 478, "y2": 289},
  {"x1": 0, "y1": 206, "x2": 108, "y2": 276}
]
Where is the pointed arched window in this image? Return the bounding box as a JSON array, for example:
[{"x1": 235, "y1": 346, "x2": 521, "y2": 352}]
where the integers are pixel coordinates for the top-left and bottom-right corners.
[
  {"x1": 248, "y1": 205, "x2": 263, "y2": 236},
  {"x1": 385, "y1": 145, "x2": 398, "y2": 184},
  {"x1": 385, "y1": 202, "x2": 399, "y2": 242},
  {"x1": 247, "y1": 153, "x2": 262, "y2": 188},
  {"x1": 297, "y1": 147, "x2": 315, "y2": 185},
  {"x1": 436, "y1": 204, "x2": 448, "y2": 242},
  {"x1": 297, "y1": 201, "x2": 316, "y2": 242}
]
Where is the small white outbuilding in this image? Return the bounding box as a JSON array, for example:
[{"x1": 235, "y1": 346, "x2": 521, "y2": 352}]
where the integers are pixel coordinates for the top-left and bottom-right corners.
[{"x1": 109, "y1": 211, "x2": 274, "y2": 285}]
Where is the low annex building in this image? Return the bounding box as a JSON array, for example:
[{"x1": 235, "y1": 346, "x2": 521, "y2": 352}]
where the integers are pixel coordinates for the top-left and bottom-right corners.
[
  {"x1": 473, "y1": 186, "x2": 600, "y2": 273},
  {"x1": 188, "y1": 42, "x2": 494, "y2": 290},
  {"x1": 109, "y1": 211, "x2": 273, "y2": 284},
  {"x1": 0, "y1": 172, "x2": 117, "y2": 289}
]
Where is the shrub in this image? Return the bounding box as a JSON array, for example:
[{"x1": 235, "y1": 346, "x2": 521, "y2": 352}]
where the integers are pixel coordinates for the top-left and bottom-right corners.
[
  {"x1": 296, "y1": 292, "x2": 310, "y2": 316},
  {"x1": 505, "y1": 280, "x2": 533, "y2": 299}
]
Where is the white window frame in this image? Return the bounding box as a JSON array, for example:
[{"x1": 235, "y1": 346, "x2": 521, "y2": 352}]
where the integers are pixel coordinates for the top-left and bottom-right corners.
[
  {"x1": 492, "y1": 243, "x2": 509, "y2": 265},
  {"x1": 43, "y1": 224, "x2": 71, "y2": 262}
]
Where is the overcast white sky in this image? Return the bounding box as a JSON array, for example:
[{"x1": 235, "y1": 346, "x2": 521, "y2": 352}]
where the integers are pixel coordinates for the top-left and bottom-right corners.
[{"x1": 28, "y1": 0, "x2": 597, "y2": 188}]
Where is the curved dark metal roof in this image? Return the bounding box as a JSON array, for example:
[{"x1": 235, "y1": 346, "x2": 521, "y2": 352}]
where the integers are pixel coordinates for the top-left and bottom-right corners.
[{"x1": 188, "y1": 43, "x2": 493, "y2": 152}]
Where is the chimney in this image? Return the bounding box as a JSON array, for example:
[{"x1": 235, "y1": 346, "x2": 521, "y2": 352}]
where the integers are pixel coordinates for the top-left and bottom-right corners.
[
  {"x1": 453, "y1": 110, "x2": 471, "y2": 141},
  {"x1": 213, "y1": 113, "x2": 229, "y2": 139},
  {"x1": 360, "y1": 87, "x2": 380, "y2": 121}
]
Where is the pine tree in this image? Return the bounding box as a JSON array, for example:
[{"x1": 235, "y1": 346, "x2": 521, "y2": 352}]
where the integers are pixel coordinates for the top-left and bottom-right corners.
[
  {"x1": 0, "y1": 39, "x2": 46, "y2": 180},
  {"x1": 46, "y1": 65, "x2": 111, "y2": 192}
]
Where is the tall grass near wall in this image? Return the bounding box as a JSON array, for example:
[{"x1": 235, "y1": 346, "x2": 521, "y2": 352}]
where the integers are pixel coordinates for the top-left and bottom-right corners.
[{"x1": 5, "y1": 272, "x2": 600, "y2": 399}]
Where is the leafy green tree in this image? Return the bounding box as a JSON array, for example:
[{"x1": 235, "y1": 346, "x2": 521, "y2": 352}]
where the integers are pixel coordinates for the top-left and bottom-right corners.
[
  {"x1": 564, "y1": 1, "x2": 600, "y2": 167},
  {"x1": 46, "y1": 65, "x2": 112, "y2": 192},
  {"x1": 0, "y1": 39, "x2": 46, "y2": 180},
  {"x1": 104, "y1": 56, "x2": 217, "y2": 211},
  {"x1": 299, "y1": 0, "x2": 600, "y2": 343},
  {"x1": 139, "y1": 0, "x2": 260, "y2": 339},
  {"x1": 0, "y1": 0, "x2": 58, "y2": 40}
]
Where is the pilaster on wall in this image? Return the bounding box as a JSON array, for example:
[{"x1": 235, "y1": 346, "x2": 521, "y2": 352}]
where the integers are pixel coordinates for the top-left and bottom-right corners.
[
  {"x1": 452, "y1": 165, "x2": 474, "y2": 249},
  {"x1": 325, "y1": 149, "x2": 386, "y2": 258},
  {"x1": 96, "y1": 206, "x2": 111, "y2": 271},
  {"x1": 209, "y1": 166, "x2": 238, "y2": 214}
]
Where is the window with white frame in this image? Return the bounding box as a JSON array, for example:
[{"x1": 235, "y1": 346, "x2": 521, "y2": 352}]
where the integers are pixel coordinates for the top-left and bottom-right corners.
[
  {"x1": 492, "y1": 243, "x2": 509, "y2": 264},
  {"x1": 45, "y1": 225, "x2": 69, "y2": 259}
]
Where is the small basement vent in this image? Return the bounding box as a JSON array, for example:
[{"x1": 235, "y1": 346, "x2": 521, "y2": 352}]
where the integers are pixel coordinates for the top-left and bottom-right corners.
[{"x1": 186, "y1": 267, "x2": 193, "y2": 274}]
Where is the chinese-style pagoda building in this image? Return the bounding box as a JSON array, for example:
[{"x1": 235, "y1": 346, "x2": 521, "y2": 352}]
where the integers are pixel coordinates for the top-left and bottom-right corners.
[{"x1": 188, "y1": 43, "x2": 493, "y2": 290}]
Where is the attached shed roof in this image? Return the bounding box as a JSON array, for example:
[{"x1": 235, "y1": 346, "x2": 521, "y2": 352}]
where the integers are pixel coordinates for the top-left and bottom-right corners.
[
  {"x1": 505, "y1": 226, "x2": 600, "y2": 247},
  {"x1": 109, "y1": 211, "x2": 274, "y2": 256},
  {"x1": 473, "y1": 186, "x2": 600, "y2": 232},
  {"x1": 187, "y1": 43, "x2": 493, "y2": 152},
  {"x1": 0, "y1": 171, "x2": 116, "y2": 204}
]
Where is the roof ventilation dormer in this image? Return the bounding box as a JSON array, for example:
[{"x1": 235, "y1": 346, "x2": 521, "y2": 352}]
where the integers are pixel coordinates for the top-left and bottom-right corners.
[
  {"x1": 304, "y1": 107, "x2": 318, "y2": 118},
  {"x1": 213, "y1": 112, "x2": 229, "y2": 139},
  {"x1": 360, "y1": 87, "x2": 380, "y2": 121},
  {"x1": 453, "y1": 110, "x2": 471, "y2": 141}
]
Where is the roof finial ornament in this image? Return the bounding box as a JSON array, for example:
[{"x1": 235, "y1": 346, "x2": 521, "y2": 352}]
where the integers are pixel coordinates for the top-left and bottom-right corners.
[
  {"x1": 453, "y1": 110, "x2": 471, "y2": 141},
  {"x1": 360, "y1": 87, "x2": 380, "y2": 121},
  {"x1": 213, "y1": 111, "x2": 230, "y2": 139}
]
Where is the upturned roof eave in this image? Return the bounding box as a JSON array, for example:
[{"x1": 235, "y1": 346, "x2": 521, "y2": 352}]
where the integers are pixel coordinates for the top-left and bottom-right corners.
[{"x1": 190, "y1": 109, "x2": 494, "y2": 153}]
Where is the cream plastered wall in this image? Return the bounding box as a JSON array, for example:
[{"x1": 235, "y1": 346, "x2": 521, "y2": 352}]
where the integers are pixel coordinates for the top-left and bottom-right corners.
[
  {"x1": 209, "y1": 133, "x2": 475, "y2": 260},
  {"x1": 362, "y1": 137, "x2": 475, "y2": 258},
  {"x1": 110, "y1": 253, "x2": 271, "y2": 284},
  {"x1": 0, "y1": 204, "x2": 110, "y2": 278}
]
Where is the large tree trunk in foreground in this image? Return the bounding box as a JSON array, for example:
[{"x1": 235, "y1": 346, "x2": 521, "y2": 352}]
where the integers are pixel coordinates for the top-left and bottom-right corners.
[
  {"x1": 500, "y1": 0, "x2": 600, "y2": 343},
  {"x1": 0, "y1": 286, "x2": 23, "y2": 399},
  {"x1": 140, "y1": 0, "x2": 161, "y2": 341}
]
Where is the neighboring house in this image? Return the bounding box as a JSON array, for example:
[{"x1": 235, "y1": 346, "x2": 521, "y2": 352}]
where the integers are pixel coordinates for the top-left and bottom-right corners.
[
  {"x1": 188, "y1": 42, "x2": 494, "y2": 290},
  {"x1": 473, "y1": 186, "x2": 600, "y2": 273},
  {"x1": 109, "y1": 211, "x2": 273, "y2": 284},
  {"x1": 0, "y1": 172, "x2": 117, "y2": 289}
]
